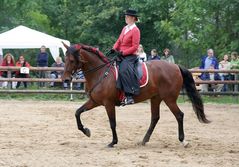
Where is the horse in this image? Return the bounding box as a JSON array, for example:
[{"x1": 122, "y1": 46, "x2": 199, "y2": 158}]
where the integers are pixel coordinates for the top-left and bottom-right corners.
[{"x1": 62, "y1": 43, "x2": 210, "y2": 147}]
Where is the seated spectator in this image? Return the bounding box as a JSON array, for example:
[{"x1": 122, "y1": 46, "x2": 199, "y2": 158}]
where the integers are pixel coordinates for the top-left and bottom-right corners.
[
  {"x1": 0, "y1": 53, "x2": 15, "y2": 88},
  {"x1": 15, "y1": 55, "x2": 30, "y2": 89},
  {"x1": 75, "y1": 70, "x2": 85, "y2": 90},
  {"x1": 199, "y1": 49, "x2": 223, "y2": 92},
  {"x1": 137, "y1": 44, "x2": 147, "y2": 62},
  {"x1": 219, "y1": 54, "x2": 231, "y2": 91},
  {"x1": 161, "y1": 48, "x2": 175, "y2": 63},
  {"x1": 147, "y1": 49, "x2": 160, "y2": 61},
  {"x1": 50, "y1": 57, "x2": 68, "y2": 89},
  {"x1": 190, "y1": 67, "x2": 202, "y2": 91}
]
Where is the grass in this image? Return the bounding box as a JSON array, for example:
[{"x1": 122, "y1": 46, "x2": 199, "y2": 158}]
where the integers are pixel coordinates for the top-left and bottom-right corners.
[
  {"x1": 0, "y1": 93, "x2": 238, "y2": 104},
  {"x1": 0, "y1": 93, "x2": 86, "y2": 101},
  {"x1": 178, "y1": 95, "x2": 239, "y2": 104},
  {"x1": 0, "y1": 84, "x2": 86, "y2": 102}
]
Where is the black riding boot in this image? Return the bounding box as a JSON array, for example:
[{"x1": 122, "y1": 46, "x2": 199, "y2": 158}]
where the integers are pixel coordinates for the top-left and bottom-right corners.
[{"x1": 123, "y1": 93, "x2": 134, "y2": 105}]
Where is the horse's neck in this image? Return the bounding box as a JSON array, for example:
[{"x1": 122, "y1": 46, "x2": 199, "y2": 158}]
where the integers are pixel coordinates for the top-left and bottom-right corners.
[{"x1": 82, "y1": 53, "x2": 106, "y2": 88}]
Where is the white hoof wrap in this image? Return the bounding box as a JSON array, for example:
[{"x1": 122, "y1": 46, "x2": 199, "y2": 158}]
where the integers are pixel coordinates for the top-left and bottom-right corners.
[{"x1": 181, "y1": 140, "x2": 189, "y2": 147}]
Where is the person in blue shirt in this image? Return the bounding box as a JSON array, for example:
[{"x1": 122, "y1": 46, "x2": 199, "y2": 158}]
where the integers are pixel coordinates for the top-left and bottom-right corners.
[
  {"x1": 199, "y1": 49, "x2": 223, "y2": 92},
  {"x1": 36, "y1": 45, "x2": 48, "y2": 87},
  {"x1": 147, "y1": 49, "x2": 160, "y2": 61}
]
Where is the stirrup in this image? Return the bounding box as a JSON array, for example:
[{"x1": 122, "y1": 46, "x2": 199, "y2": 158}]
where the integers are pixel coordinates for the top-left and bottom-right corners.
[{"x1": 121, "y1": 97, "x2": 134, "y2": 106}]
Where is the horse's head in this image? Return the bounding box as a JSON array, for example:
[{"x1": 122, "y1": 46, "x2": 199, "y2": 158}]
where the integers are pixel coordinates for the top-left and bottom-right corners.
[{"x1": 62, "y1": 42, "x2": 86, "y2": 83}]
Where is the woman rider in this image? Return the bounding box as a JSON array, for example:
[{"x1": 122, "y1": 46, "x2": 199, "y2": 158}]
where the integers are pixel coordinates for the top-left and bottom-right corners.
[{"x1": 111, "y1": 9, "x2": 140, "y2": 105}]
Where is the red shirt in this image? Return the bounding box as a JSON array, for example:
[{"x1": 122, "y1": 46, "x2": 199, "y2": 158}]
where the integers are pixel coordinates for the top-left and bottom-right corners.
[
  {"x1": 0, "y1": 60, "x2": 15, "y2": 76},
  {"x1": 113, "y1": 25, "x2": 140, "y2": 56},
  {"x1": 15, "y1": 61, "x2": 31, "y2": 76}
]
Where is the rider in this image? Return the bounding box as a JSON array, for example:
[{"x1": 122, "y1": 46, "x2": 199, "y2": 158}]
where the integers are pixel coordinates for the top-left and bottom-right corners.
[{"x1": 110, "y1": 9, "x2": 140, "y2": 105}]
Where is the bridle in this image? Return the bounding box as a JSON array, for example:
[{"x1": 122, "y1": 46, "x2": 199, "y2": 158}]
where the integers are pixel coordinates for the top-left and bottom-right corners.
[{"x1": 67, "y1": 47, "x2": 118, "y2": 105}]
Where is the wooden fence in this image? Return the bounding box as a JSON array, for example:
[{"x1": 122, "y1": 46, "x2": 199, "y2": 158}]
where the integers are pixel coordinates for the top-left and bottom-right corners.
[{"x1": 0, "y1": 66, "x2": 238, "y2": 95}]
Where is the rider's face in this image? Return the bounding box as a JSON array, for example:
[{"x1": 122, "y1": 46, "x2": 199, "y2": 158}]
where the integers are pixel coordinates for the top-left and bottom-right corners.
[{"x1": 125, "y1": 15, "x2": 136, "y2": 25}]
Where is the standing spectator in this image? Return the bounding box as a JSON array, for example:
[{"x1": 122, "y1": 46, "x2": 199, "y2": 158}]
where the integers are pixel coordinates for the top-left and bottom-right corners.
[
  {"x1": 230, "y1": 51, "x2": 239, "y2": 69},
  {"x1": 147, "y1": 49, "x2": 160, "y2": 61},
  {"x1": 199, "y1": 49, "x2": 223, "y2": 92},
  {"x1": 137, "y1": 44, "x2": 147, "y2": 62},
  {"x1": 36, "y1": 45, "x2": 48, "y2": 87},
  {"x1": 0, "y1": 53, "x2": 15, "y2": 88},
  {"x1": 219, "y1": 54, "x2": 231, "y2": 91},
  {"x1": 230, "y1": 51, "x2": 239, "y2": 91},
  {"x1": 0, "y1": 54, "x2": 2, "y2": 88},
  {"x1": 50, "y1": 56, "x2": 68, "y2": 89},
  {"x1": 0, "y1": 54, "x2": 3, "y2": 65},
  {"x1": 15, "y1": 55, "x2": 30, "y2": 89},
  {"x1": 161, "y1": 48, "x2": 175, "y2": 64}
]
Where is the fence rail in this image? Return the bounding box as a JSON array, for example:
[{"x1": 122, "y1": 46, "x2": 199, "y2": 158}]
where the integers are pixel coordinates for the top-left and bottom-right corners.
[
  {"x1": 1, "y1": 66, "x2": 238, "y2": 73},
  {"x1": 0, "y1": 66, "x2": 238, "y2": 95},
  {"x1": 0, "y1": 89, "x2": 85, "y2": 94},
  {"x1": 0, "y1": 78, "x2": 85, "y2": 83}
]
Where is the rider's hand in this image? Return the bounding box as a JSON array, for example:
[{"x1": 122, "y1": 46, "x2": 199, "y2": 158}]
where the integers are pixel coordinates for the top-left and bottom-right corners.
[
  {"x1": 109, "y1": 48, "x2": 116, "y2": 54},
  {"x1": 116, "y1": 51, "x2": 123, "y2": 57}
]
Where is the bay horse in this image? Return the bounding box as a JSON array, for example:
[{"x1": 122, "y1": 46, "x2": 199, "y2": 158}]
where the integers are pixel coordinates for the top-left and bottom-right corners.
[{"x1": 62, "y1": 43, "x2": 210, "y2": 147}]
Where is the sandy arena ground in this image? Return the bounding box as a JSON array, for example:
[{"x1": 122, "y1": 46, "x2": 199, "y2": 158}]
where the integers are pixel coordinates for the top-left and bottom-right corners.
[{"x1": 0, "y1": 99, "x2": 238, "y2": 167}]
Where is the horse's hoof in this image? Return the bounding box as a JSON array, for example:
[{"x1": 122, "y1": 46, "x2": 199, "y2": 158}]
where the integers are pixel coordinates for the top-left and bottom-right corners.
[
  {"x1": 107, "y1": 143, "x2": 114, "y2": 148},
  {"x1": 181, "y1": 140, "x2": 189, "y2": 148},
  {"x1": 84, "y1": 128, "x2": 91, "y2": 137},
  {"x1": 137, "y1": 141, "x2": 146, "y2": 146}
]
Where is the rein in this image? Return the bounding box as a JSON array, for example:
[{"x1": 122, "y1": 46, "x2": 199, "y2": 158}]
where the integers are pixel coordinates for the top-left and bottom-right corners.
[
  {"x1": 83, "y1": 61, "x2": 111, "y2": 76},
  {"x1": 87, "y1": 60, "x2": 114, "y2": 105},
  {"x1": 72, "y1": 48, "x2": 117, "y2": 105}
]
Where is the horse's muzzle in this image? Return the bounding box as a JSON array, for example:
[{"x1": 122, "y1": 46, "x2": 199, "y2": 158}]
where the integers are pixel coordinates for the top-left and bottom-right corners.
[{"x1": 63, "y1": 77, "x2": 72, "y2": 83}]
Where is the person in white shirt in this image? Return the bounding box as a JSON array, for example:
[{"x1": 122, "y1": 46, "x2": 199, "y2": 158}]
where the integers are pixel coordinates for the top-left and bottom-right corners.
[
  {"x1": 219, "y1": 54, "x2": 231, "y2": 91},
  {"x1": 137, "y1": 44, "x2": 147, "y2": 62}
]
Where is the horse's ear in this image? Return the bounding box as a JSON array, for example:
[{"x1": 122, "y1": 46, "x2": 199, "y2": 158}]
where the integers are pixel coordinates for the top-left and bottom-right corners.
[{"x1": 62, "y1": 41, "x2": 69, "y2": 49}]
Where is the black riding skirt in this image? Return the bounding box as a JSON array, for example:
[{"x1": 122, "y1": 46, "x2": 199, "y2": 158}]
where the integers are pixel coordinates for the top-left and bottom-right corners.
[{"x1": 116, "y1": 55, "x2": 140, "y2": 95}]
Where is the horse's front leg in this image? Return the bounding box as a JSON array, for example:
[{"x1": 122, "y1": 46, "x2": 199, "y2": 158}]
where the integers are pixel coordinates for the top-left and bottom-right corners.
[
  {"x1": 75, "y1": 100, "x2": 97, "y2": 137},
  {"x1": 105, "y1": 104, "x2": 118, "y2": 147}
]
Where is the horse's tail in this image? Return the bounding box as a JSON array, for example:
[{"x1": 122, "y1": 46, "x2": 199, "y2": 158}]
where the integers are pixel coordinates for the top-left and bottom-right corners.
[{"x1": 178, "y1": 65, "x2": 210, "y2": 123}]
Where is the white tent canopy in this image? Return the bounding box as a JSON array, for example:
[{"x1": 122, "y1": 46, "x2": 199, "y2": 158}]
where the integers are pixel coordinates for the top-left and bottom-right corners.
[{"x1": 0, "y1": 25, "x2": 70, "y2": 60}]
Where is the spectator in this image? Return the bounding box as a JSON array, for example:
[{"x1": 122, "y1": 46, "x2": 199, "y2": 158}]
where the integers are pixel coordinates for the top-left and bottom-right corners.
[
  {"x1": 147, "y1": 49, "x2": 160, "y2": 61},
  {"x1": 75, "y1": 70, "x2": 85, "y2": 90},
  {"x1": 161, "y1": 48, "x2": 175, "y2": 63},
  {"x1": 36, "y1": 45, "x2": 48, "y2": 87},
  {"x1": 230, "y1": 51, "x2": 239, "y2": 91},
  {"x1": 0, "y1": 53, "x2": 15, "y2": 88},
  {"x1": 137, "y1": 44, "x2": 147, "y2": 62},
  {"x1": 199, "y1": 49, "x2": 223, "y2": 92},
  {"x1": 50, "y1": 56, "x2": 68, "y2": 89},
  {"x1": 230, "y1": 51, "x2": 239, "y2": 69},
  {"x1": 15, "y1": 55, "x2": 30, "y2": 89},
  {"x1": 0, "y1": 54, "x2": 3, "y2": 65},
  {"x1": 219, "y1": 54, "x2": 231, "y2": 91}
]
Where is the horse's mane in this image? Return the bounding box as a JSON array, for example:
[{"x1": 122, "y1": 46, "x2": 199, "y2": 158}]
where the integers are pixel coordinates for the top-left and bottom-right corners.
[{"x1": 74, "y1": 43, "x2": 109, "y2": 63}]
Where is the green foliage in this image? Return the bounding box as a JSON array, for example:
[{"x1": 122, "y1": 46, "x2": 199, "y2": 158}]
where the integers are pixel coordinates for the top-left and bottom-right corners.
[
  {"x1": 178, "y1": 95, "x2": 239, "y2": 104},
  {"x1": 0, "y1": 0, "x2": 238, "y2": 68}
]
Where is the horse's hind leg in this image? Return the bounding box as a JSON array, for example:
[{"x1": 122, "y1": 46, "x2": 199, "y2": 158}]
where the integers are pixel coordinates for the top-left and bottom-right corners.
[
  {"x1": 141, "y1": 96, "x2": 161, "y2": 145},
  {"x1": 164, "y1": 99, "x2": 187, "y2": 146}
]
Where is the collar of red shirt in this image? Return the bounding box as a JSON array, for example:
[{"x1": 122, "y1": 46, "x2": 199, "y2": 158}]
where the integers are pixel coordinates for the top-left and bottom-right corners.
[{"x1": 124, "y1": 23, "x2": 136, "y2": 35}]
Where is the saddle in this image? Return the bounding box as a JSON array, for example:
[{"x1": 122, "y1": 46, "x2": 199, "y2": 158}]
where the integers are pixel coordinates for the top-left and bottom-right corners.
[{"x1": 113, "y1": 62, "x2": 149, "y2": 102}]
